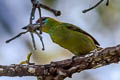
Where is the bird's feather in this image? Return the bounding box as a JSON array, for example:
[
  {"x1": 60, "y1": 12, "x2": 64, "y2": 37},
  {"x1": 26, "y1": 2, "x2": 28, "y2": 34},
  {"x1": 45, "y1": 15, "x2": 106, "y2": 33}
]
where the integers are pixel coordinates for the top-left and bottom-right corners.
[{"x1": 63, "y1": 23, "x2": 100, "y2": 46}]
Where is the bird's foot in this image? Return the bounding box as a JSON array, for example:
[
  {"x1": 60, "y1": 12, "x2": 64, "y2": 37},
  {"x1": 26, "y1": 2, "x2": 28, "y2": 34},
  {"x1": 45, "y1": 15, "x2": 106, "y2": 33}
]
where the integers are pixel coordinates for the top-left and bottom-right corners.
[{"x1": 20, "y1": 52, "x2": 35, "y2": 65}]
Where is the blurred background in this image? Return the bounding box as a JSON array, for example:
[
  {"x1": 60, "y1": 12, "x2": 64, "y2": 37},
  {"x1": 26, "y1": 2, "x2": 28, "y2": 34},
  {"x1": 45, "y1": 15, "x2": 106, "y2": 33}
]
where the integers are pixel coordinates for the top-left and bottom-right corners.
[{"x1": 0, "y1": 0, "x2": 120, "y2": 80}]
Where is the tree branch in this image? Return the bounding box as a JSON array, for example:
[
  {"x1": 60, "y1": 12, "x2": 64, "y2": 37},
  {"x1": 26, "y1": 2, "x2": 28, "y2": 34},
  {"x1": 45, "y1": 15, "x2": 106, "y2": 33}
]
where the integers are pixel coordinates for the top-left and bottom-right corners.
[{"x1": 0, "y1": 45, "x2": 120, "y2": 80}]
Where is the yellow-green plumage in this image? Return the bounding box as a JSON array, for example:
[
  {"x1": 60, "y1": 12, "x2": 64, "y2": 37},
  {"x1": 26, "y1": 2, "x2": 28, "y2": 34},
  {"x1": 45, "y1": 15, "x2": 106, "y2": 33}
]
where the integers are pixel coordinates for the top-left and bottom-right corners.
[{"x1": 37, "y1": 17, "x2": 100, "y2": 56}]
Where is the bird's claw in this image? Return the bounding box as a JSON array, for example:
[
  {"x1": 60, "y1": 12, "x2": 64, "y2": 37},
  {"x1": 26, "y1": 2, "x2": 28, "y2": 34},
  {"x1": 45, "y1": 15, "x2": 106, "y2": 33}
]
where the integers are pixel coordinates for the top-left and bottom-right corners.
[{"x1": 19, "y1": 52, "x2": 34, "y2": 65}]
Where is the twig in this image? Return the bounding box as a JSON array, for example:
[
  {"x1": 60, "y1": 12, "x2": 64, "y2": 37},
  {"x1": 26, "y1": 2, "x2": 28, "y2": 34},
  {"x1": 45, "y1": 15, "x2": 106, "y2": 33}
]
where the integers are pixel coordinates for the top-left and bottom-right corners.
[
  {"x1": 31, "y1": 0, "x2": 61, "y2": 17},
  {"x1": 30, "y1": 7, "x2": 36, "y2": 24},
  {"x1": 39, "y1": 3, "x2": 61, "y2": 16},
  {"x1": 6, "y1": 24, "x2": 44, "y2": 50},
  {"x1": 83, "y1": 0, "x2": 109, "y2": 13},
  {"x1": 35, "y1": 31, "x2": 45, "y2": 50},
  {"x1": 30, "y1": 33, "x2": 36, "y2": 50},
  {"x1": 6, "y1": 31, "x2": 28, "y2": 43},
  {"x1": 29, "y1": 0, "x2": 62, "y2": 50},
  {"x1": 0, "y1": 45, "x2": 120, "y2": 80},
  {"x1": 6, "y1": 0, "x2": 61, "y2": 50},
  {"x1": 38, "y1": 7, "x2": 42, "y2": 34}
]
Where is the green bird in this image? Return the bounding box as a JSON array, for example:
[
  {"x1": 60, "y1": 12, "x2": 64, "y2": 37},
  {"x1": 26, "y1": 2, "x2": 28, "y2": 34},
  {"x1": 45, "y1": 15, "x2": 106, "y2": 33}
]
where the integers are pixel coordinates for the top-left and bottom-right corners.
[{"x1": 36, "y1": 17, "x2": 100, "y2": 56}]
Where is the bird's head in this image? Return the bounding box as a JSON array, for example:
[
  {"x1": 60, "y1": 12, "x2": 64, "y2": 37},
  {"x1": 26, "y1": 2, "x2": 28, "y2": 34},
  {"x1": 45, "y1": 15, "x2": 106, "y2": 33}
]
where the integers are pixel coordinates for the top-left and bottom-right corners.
[{"x1": 36, "y1": 17, "x2": 60, "y2": 33}]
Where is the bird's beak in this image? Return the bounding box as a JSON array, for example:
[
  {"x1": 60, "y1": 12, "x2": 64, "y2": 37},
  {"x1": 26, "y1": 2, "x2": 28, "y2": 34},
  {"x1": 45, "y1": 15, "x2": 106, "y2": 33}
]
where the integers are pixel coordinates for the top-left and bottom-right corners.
[{"x1": 22, "y1": 26, "x2": 28, "y2": 30}]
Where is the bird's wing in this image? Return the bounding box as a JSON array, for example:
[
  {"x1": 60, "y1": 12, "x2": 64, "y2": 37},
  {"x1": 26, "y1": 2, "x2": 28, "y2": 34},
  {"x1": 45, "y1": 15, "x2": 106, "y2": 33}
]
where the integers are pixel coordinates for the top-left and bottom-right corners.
[{"x1": 63, "y1": 23, "x2": 100, "y2": 46}]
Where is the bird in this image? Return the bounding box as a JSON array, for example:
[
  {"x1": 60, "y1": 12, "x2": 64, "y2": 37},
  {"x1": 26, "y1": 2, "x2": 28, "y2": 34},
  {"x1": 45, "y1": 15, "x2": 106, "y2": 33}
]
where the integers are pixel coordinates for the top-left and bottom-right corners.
[{"x1": 36, "y1": 17, "x2": 100, "y2": 56}]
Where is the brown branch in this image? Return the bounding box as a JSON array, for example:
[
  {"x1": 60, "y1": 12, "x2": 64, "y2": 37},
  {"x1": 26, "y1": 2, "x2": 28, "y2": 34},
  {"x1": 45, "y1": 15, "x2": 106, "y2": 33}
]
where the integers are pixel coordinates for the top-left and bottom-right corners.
[
  {"x1": 31, "y1": 0, "x2": 61, "y2": 17},
  {"x1": 0, "y1": 44, "x2": 120, "y2": 80}
]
